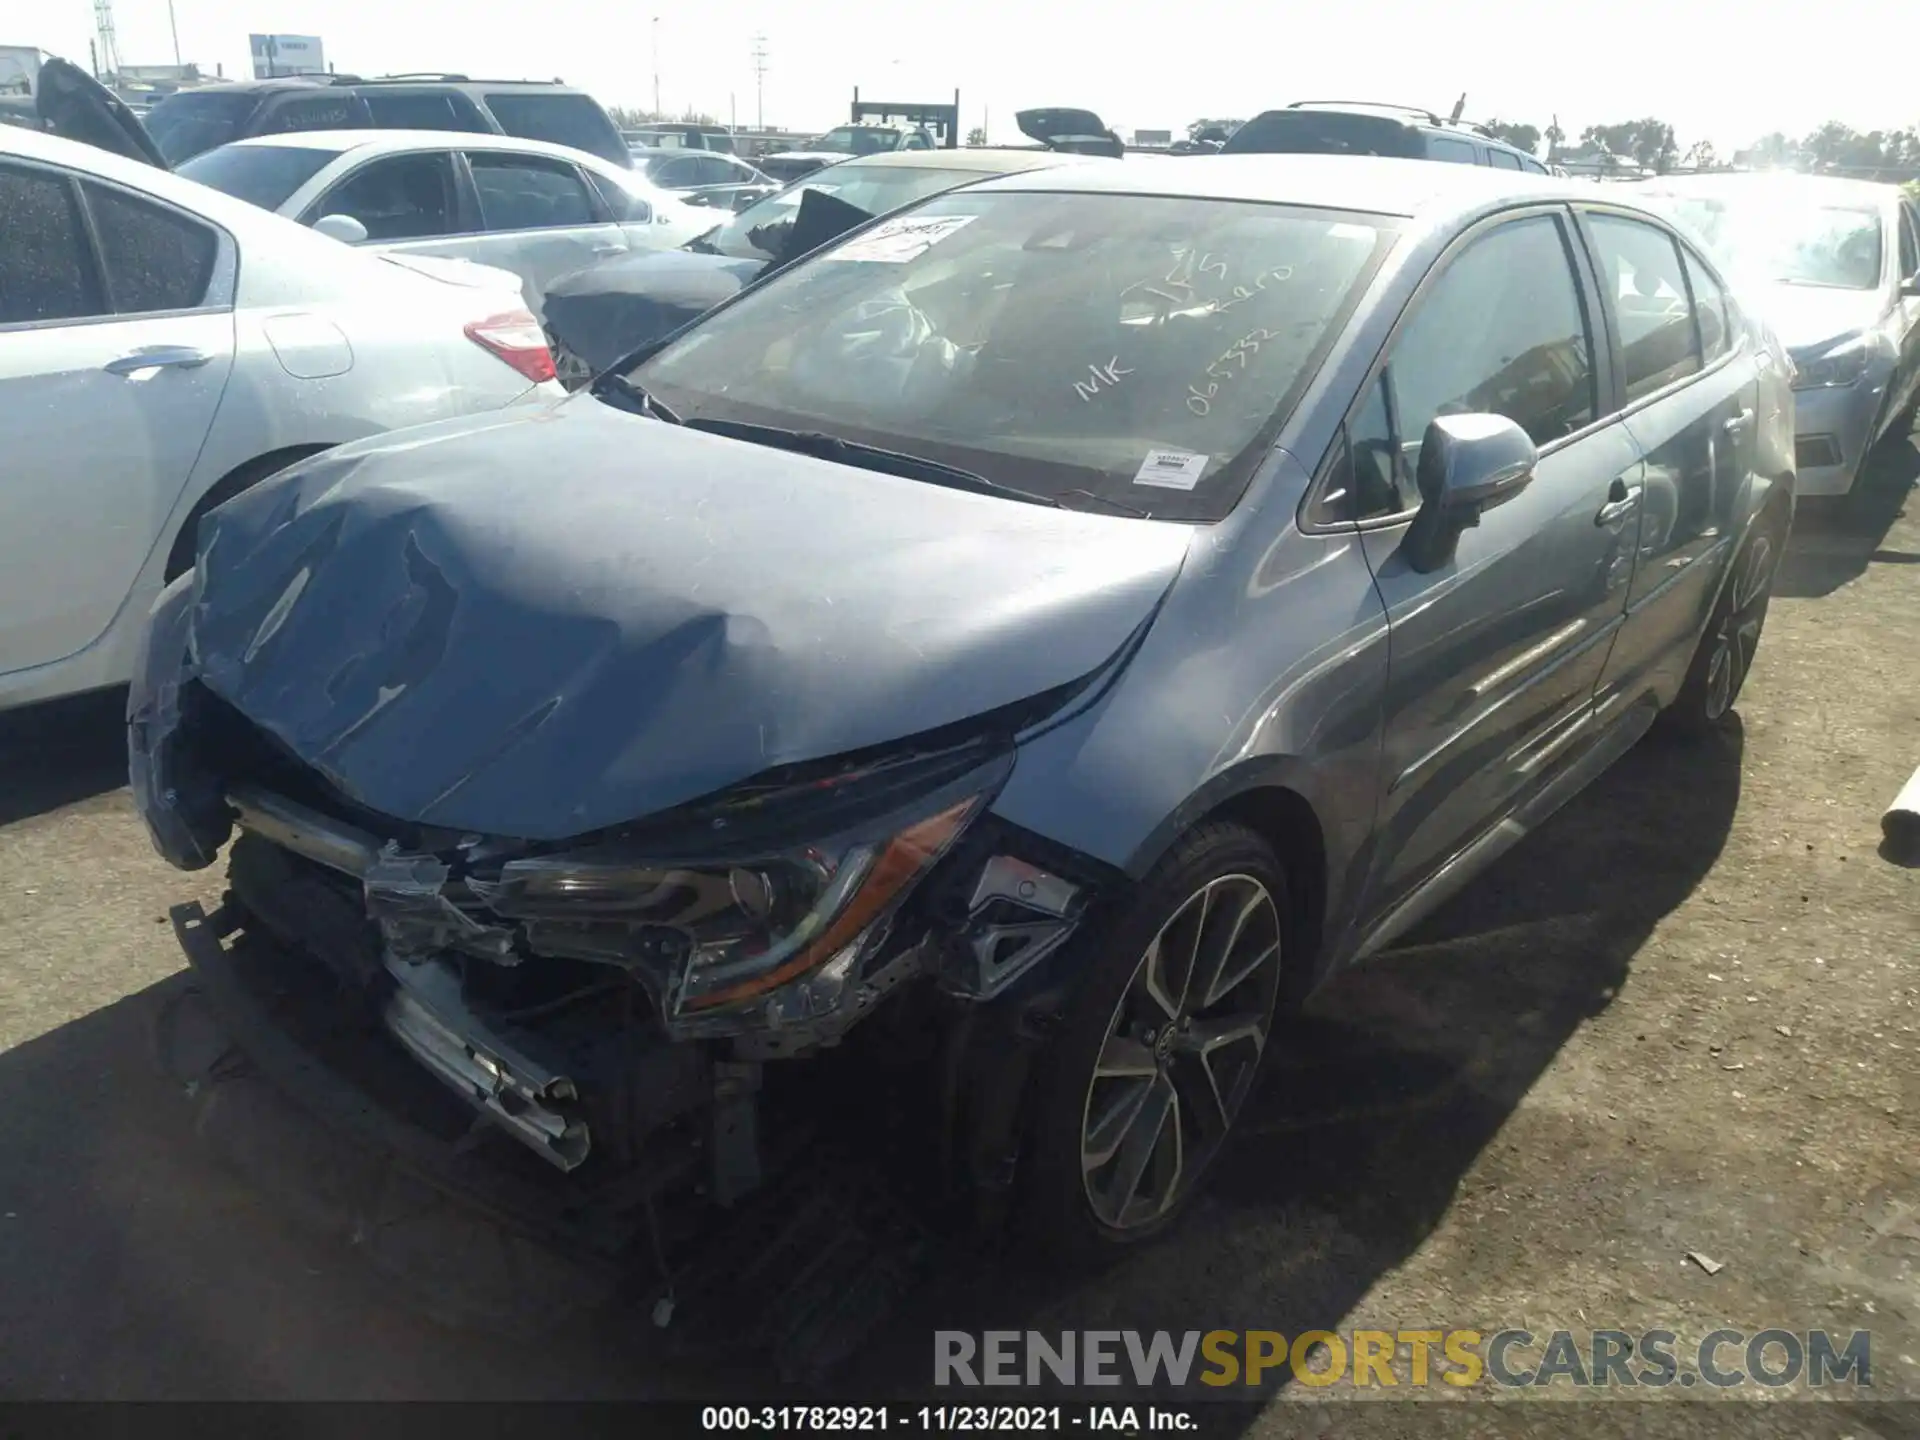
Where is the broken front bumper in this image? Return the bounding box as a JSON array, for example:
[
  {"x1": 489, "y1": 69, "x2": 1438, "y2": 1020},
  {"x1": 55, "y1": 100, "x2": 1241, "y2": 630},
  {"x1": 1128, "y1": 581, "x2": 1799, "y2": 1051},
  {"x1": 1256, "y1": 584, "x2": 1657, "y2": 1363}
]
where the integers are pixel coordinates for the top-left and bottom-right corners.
[{"x1": 166, "y1": 898, "x2": 691, "y2": 1257}]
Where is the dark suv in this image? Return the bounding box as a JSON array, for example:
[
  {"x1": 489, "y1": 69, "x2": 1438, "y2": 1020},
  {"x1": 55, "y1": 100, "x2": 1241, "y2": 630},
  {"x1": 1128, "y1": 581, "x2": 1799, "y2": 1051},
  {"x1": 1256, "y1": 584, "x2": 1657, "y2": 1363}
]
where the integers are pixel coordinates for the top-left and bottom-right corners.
[
  {"x1": 145, "y1": 74, "x2": 629, "y2": 168},
  {"x1": 1222, "y1": 101, "x2": 1550, "y2": 173}
]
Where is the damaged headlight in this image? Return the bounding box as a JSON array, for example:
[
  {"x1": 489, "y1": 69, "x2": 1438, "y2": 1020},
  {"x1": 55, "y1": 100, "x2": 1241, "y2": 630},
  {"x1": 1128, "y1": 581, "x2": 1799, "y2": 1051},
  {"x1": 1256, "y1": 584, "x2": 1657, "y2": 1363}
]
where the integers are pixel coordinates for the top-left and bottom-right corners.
[
  {"x1": 476, "y1": 754, "x2": 1004, "y2": 1019},
  {"x1": 1789, "y1": 331, "x2": 1884, "y2": 391}
]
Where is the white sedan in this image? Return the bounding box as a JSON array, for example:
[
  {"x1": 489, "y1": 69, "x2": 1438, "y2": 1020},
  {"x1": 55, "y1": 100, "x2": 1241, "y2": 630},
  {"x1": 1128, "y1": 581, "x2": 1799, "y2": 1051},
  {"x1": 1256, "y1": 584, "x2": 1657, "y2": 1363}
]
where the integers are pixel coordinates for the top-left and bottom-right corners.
[
  {"x1": 177, "y1": 130, "x2": 710, "y2": 306},
  {"x1": 0, "y1": 124, "x2": 565, "y2": 712}
]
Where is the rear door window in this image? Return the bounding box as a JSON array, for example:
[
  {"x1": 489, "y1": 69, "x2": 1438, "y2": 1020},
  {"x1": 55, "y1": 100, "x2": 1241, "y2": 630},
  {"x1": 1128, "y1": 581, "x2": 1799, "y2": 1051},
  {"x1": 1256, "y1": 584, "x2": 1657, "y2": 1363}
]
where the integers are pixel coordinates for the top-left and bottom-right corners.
[
  {"x1": 653, "y1": 156, "x2": 700, "y2": 188},
  {"x1": 1586, "y1": 213, "x2": 1702, "y2": 401},
  {"x1": 83, "y1": 182, "x2": 218, "y2": 312},
  {"x1": 1681, "y1": 246, "x2": 1732, "y2": 364},
  {"x1": 1900, "y1": 202, "x2": 1920, "y2": 279},
  {"x1": 482, "y1": 92, "x2": 625, "y2": 165},
  {"x1": 0, "y1": 164, "x2": 105, "y2": 324},
  {"x1": 467, "y1": 152, "x2": 599, "y2": 231},
  {"x1": 1488, "y1": 149, "x2": 1522, "y2": 170},
  {"x1": 362, "y1": 89, "x2": 490, "y2": 131},
  {"x1": 1426, "y1": 136, "x2": 1479, "y2": 164},
  {"x1": 311, "y1": 152, "x2": 460, "y2": 240}
]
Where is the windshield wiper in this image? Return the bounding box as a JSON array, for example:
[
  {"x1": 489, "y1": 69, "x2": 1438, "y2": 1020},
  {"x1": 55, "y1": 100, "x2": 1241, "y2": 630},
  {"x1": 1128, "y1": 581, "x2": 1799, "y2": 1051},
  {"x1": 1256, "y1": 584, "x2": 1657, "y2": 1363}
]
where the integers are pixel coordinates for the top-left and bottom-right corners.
[
  {"x1": 681, "y1": 418, "x2": 1060, "y2": 507},
  {"x1": 592, "y1": 372, "x2": 682, "y2": 424},
  {"x1": 1059, "y1": 488, "x2": 1153, "y2": 519}
]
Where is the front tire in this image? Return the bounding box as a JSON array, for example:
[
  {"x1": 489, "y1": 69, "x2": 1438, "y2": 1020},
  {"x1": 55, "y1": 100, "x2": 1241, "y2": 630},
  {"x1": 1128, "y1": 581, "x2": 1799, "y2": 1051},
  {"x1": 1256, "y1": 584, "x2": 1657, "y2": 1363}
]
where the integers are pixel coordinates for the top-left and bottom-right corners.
[
  {"x1": 1662, "y1": 509, "x2": 1784, "y2": 734},
  {"x1": 1018, "y1": 822, "x2": 1288, "y2": 1260}
]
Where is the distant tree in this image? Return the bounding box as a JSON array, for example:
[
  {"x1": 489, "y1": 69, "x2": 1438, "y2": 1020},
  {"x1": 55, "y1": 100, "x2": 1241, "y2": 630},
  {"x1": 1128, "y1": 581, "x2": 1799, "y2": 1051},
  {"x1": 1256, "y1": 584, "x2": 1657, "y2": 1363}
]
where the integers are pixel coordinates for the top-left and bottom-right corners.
[
  {"x1": 1582, "y1": 119, "x2": 1677, "y2": 173},
  {"x1": 1484, "y1": 120, "x2": 1540, "y2": 155},
  {"x1": 1544, "y1": 119, "x2": 1565, "y2": 160},
  {"x1": 965, "y1": 126, "x2": 987, "y2": 147},
  {"x1": 1748, "y1": 131, "x2": 1797, "y2": 167},
  {"x1": 1683, "y1": 139, "x2": 1717, "y2": 171}
]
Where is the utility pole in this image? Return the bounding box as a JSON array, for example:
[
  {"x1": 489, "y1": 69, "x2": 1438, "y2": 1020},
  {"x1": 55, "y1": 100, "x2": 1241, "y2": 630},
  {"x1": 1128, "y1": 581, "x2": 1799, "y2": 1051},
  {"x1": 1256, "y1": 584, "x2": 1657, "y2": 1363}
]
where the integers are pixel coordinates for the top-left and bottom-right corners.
[
  {"x1": 750, "y1": 34, "x2": 767, "y2": 132},
  {"x1": 91, "y1": 0, "x2": 120, "y2": 80},
  {"x1": 167, "y1": 0, "x2": 182, "y2": 66},
  {"x1": 651, "y1": 16, "x2": 660, "y2": 118}
]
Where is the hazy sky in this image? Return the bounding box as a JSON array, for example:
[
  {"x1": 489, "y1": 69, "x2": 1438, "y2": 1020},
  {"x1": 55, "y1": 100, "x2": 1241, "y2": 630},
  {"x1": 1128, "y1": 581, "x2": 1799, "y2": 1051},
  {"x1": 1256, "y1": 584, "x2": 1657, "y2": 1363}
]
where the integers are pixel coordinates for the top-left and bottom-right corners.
[{"x1": 38, "y1": 0, "x2": 1920, "y2": 152}]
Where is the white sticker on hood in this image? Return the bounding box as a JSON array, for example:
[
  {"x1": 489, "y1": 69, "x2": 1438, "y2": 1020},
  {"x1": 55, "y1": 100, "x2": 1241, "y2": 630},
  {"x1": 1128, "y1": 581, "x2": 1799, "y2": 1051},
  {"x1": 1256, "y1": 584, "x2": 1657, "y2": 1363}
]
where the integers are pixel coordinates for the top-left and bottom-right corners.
[
  {"x1": 831, "y1": 213, "x2": 977, "y2": 263},
  {"x1": 1133, "y1": 447, "x2": 1208, "y2": 490}
]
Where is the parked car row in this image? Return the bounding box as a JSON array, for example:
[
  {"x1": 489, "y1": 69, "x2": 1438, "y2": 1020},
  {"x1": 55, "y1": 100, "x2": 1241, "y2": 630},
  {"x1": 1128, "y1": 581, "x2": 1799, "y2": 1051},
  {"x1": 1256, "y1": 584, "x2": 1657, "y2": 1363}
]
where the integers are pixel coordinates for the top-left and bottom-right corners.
[{"x1": 6, "y1": 57, "x2": 1919, "y2": 1297}]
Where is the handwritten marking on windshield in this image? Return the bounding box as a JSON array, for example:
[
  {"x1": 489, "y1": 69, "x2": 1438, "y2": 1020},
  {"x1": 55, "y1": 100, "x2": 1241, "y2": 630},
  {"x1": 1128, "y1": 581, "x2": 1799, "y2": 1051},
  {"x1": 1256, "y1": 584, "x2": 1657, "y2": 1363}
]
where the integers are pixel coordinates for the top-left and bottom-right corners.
[
  {"x1": 1120, "y1": 254, "x2": 1296, "y2": 321},
  {"x1": 1074, "y1": 356, "x2": 1134, "y2": 402},
  {"x1": 1186, "y1": 328, "x2": 1277, "y2": 416}
]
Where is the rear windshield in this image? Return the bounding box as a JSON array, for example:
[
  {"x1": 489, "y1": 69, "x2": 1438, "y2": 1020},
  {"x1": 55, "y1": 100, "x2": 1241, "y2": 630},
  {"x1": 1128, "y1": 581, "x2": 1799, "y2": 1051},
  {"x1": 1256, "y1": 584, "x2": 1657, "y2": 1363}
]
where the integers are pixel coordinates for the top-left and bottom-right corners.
[
  {"x1": 709, "y1": 163, "x2": 963, "y2": 259},
  {"x1": 482, "y1": 92, "x2": 626, "y2": 167},
  {"x1": 146, "y1": 89, "x2": 261, "y2": 164},
  {"x1": 177, "y1": 143, "x2": 337, "y2": 210},
  {"x1": 362, "y1": 90, "x2": 491, "y2": 132},
  {"x1": 630, "y1": 192, "x2": 1394, "y2": 522},
  {"x1": 1222, "y1": 111, "x2": 1421, "y2": 160}
]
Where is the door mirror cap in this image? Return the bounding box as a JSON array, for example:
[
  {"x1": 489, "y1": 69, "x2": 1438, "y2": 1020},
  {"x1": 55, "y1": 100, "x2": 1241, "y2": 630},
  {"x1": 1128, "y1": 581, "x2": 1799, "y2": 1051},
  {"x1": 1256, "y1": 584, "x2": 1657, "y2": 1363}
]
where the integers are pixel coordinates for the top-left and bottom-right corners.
[
  {"x1": 313, "y1": 213, "x2": 370, "y2": 244},
  {"x1": 1901, "y1": 274, "x2": 1920, "y2": 298},
  {"x1": 1404, "y1": 412, "x2": 1538, "y2": 572}
]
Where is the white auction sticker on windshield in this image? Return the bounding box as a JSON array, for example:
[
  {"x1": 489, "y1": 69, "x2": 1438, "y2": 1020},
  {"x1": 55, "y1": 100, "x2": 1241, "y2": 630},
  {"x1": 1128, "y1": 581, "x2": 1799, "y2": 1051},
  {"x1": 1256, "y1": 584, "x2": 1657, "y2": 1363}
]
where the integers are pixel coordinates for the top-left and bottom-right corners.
[
  {"x1": 832, "y1": 214, "x2": 977, "y2": 263},
  {"x1": 1133, "y1": 447, "x2": 1208, "y2": 490}
]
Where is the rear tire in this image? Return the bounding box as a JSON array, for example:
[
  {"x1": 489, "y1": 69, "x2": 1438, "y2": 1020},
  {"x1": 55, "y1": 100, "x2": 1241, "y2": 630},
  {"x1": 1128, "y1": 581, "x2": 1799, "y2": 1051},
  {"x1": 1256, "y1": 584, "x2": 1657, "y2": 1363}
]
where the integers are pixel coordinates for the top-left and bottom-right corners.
[
  {"x1": 1660, "y1": 508, "x2": 1785, "y2": 735},
  {"x1": 1016, "y1": 822, "x2": 1289, "y2": 1263},
  {"x1": 164, "y1": 448, "x2": 328, "y2": 581}
]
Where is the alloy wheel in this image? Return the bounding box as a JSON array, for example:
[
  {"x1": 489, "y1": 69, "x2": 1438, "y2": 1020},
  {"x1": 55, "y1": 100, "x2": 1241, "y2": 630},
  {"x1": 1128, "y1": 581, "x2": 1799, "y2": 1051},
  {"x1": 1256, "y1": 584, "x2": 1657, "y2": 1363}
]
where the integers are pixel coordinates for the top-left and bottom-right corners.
[
  {"x1": 1079, "y1": 874, "x2": 1283, "y2": 1231},
  {"x1": 1704, "y1": 532, "x2": 1776, "y2": 721}
]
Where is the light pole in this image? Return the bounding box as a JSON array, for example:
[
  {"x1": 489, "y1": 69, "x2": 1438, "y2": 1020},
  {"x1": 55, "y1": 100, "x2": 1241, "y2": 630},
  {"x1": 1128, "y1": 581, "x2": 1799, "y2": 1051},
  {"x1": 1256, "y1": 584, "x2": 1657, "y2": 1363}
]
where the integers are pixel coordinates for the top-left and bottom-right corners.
[
  {"x1": 651, "y1": 17, "x2": 660, "y2": 118},
  {"x1": 167, "y1": 0, "x2": 182, "y2": 66}
]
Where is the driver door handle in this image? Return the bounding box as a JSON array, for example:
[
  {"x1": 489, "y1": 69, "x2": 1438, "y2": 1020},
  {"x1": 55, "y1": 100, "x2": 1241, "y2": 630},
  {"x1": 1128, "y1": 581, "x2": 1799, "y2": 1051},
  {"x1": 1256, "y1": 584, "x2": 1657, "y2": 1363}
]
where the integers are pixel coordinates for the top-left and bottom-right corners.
[
  {"x1": 1595, "y1": 476, "x2": 1642, "y2": 527},
  {"x1": 105, "y1": 346, "x2": 211, "y2": 376},
  {"x1": 1723, "y1": 407, "x2": 1754, "y2": 436}
]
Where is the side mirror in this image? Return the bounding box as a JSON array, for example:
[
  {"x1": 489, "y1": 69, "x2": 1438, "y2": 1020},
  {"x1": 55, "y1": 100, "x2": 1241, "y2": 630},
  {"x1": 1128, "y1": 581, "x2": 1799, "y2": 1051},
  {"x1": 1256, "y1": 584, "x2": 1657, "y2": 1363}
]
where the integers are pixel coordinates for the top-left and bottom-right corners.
[
  {"x1": 1402, "y1": 412, "x2": 1538, "y2": 573},
  {"x1": 1902, "y1": 275, "x2": 1920, "y2": 298},
  {"x1": 312, "y1": 213, "x2": 369, "y2": 244}
]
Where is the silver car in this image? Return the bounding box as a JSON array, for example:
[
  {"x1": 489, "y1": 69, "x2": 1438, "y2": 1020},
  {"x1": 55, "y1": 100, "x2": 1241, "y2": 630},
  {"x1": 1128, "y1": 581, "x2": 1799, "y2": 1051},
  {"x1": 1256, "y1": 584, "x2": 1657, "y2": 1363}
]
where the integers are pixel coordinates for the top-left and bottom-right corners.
[
  {"x1": 1639, "y1": 173, "x2": 1920, "y2": 497},
  {"x1": 176, "y1": 129, "x2": 710, "y2": 307},
  {"x1": 0, "y1": 124, "x2": 562, "y2": 712}
]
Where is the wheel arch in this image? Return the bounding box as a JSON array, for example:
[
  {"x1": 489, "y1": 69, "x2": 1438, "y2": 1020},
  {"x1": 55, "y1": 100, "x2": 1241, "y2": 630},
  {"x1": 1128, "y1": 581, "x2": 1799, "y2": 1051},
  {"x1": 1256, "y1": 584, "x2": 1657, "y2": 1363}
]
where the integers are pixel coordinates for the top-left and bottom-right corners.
[
  {"x1": 163, "y1": 443, "x2": 335, "y2": 581},
  {"x1": 1122, "y1": 763, "x2": 1338, "y2": 1002}
]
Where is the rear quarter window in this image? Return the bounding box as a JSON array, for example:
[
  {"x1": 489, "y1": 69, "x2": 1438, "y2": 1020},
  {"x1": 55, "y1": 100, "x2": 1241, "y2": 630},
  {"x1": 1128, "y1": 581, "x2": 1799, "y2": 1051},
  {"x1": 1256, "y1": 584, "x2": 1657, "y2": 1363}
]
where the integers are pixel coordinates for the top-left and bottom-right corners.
[
  {"x1": 84, "y1": 182, "x2": 218, "y2": 313},
  {"x1": 482, "y1": 92, "x2": 626, "y2": 166}
]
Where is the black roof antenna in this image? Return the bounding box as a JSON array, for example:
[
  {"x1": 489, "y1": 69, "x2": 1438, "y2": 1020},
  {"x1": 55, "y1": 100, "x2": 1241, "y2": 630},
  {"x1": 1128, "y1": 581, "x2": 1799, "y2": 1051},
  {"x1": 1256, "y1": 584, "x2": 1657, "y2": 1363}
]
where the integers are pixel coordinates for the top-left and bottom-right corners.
[{"x1": 1448, "y1": 93, "x2": 1467, "y2": 124}]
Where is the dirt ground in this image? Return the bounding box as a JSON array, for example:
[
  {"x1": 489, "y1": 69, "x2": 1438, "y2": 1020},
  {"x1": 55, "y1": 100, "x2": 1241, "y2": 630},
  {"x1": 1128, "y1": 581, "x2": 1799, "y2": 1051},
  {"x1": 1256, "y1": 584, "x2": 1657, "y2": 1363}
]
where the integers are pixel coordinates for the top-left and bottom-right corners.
[{"x1": 0, "y1": 435, "x2": 1913, "y2": 1432}]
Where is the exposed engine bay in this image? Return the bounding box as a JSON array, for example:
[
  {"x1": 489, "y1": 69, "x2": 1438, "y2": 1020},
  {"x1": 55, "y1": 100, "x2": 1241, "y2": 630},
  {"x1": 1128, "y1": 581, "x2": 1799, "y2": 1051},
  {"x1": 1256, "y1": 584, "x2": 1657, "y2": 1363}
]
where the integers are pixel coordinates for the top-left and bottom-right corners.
[{"x1": 138, "y1": 671, "x2": 1102, "y2": 1222}]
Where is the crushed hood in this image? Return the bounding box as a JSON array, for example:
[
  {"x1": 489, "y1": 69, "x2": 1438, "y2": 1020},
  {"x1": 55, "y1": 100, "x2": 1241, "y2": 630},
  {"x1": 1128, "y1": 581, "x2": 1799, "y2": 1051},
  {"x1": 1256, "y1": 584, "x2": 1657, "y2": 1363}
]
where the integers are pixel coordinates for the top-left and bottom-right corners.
[{"x1": 185, "y1": 400, "x2": 1193, "y2": 840}]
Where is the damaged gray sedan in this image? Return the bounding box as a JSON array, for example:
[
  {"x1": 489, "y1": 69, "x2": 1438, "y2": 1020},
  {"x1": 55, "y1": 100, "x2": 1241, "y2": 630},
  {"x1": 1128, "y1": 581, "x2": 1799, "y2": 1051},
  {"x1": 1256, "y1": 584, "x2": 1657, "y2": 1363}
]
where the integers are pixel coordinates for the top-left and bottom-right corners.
[{"x1": 130, "y1": 155, "x2": 1792, "y2": 1263}]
